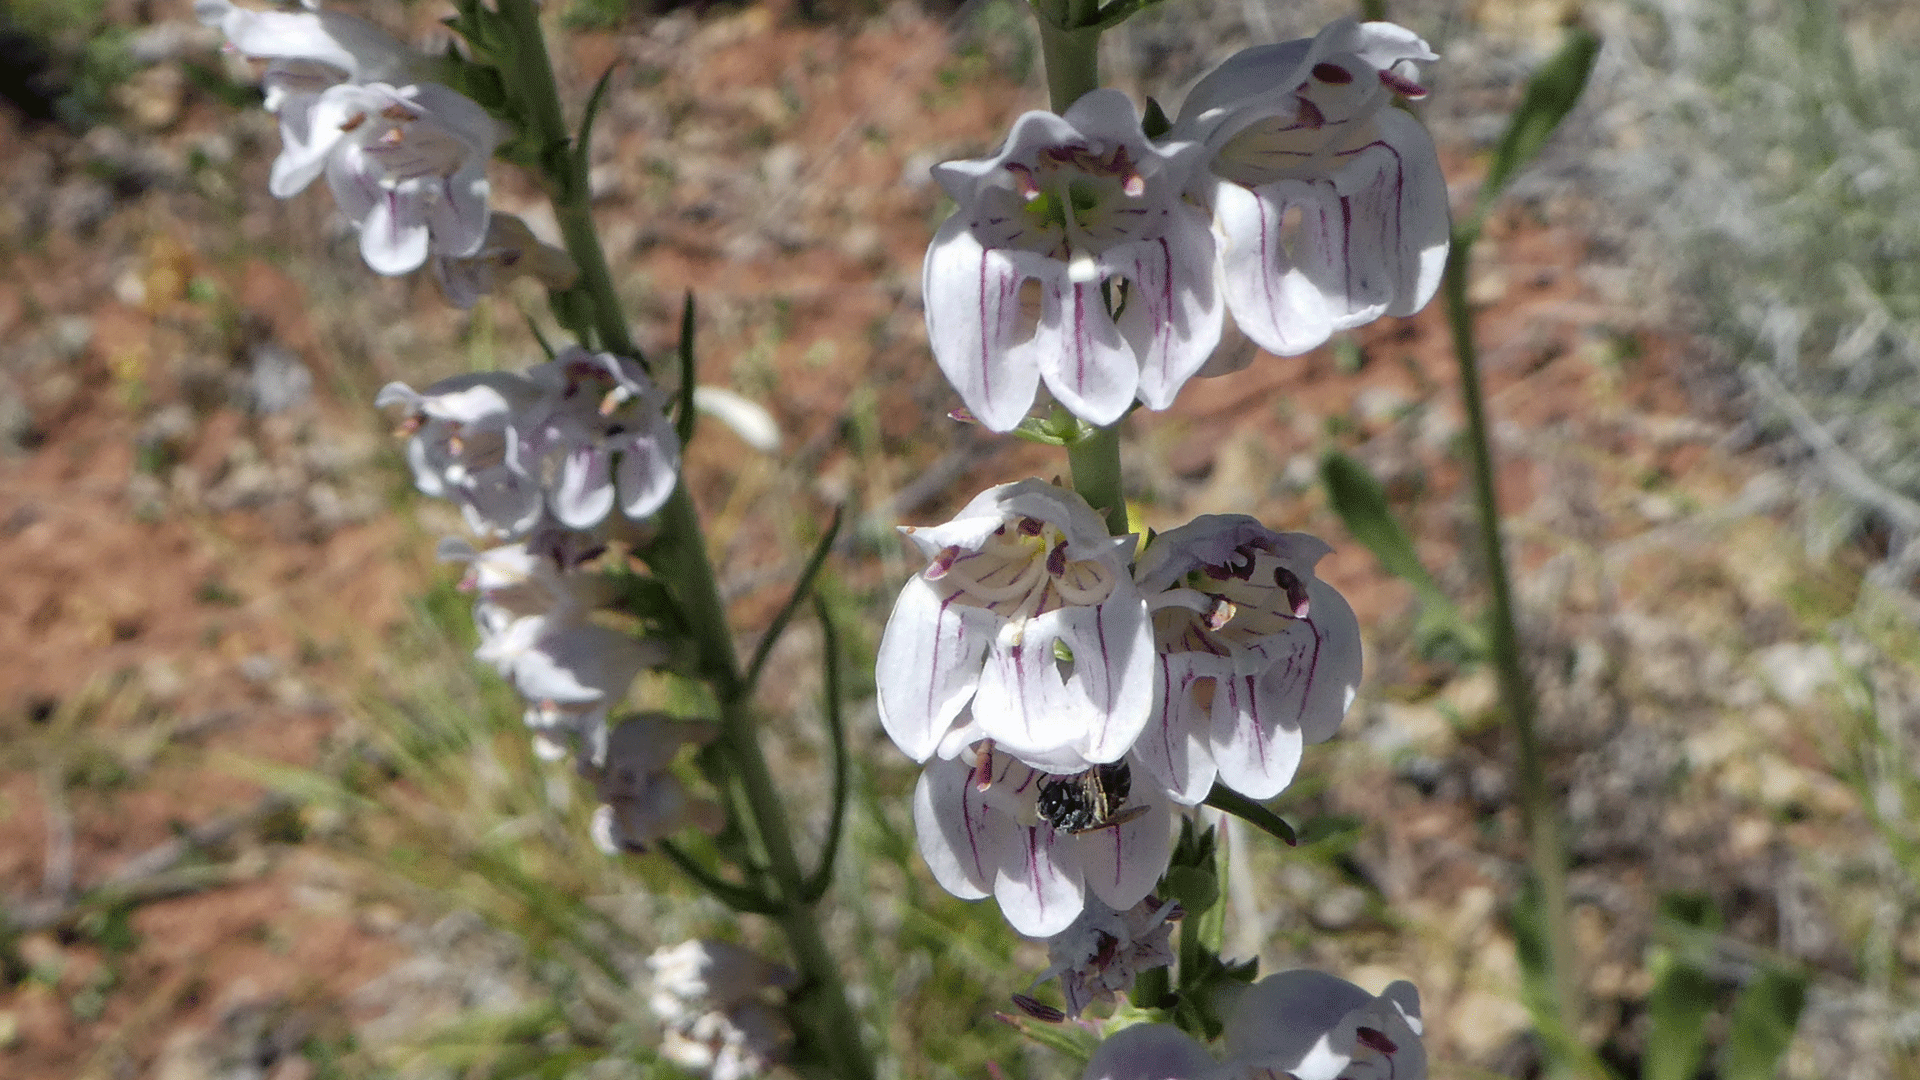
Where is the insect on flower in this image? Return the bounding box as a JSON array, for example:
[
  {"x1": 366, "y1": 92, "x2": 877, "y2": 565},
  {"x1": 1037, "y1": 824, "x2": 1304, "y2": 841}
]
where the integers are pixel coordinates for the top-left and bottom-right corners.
[{"x1": 1037, "y1": 762, "x2": 1150, "y2": 834}]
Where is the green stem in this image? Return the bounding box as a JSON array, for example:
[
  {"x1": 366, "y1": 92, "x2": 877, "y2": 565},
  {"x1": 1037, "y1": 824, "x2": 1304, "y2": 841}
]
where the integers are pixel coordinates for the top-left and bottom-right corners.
[
  {"x1": 1066, "y1": 424, "x2": 1129, "y2": 536},
  {"x1": 488, "y1": 7, "x2": 874, "y2": 1074},
  {"x1": 495, "y1": 0, "x2": 638, "y2": 360},
  {"x1": 1444, "y1": 234, "x2": 1582, "y2": 1046},
  {"x1": 1037, "y1": 19, "x2": 1101, "y2": 112}
]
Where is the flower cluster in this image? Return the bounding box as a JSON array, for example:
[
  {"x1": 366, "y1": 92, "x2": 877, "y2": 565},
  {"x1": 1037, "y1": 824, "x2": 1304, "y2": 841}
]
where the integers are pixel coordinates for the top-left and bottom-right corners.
[
  {"x1": 198, "y1": 0, "x2": 576, "y2": 301},
  {"x1": 878, "y1": 480, "x2": 1361, "y2": 937},
  {"x1": 1083, "y1": 971, "x2": 1427, "y2": 1080},
  {"x1": 647, "y1": 941, "x2": 797, "y2": 1080},
  {"x1": 376, "y1": 347, "x2": 682, "y2": 758},
  {"x1": 921, "y1": 19, "x2": 1447, "y2": 431}
]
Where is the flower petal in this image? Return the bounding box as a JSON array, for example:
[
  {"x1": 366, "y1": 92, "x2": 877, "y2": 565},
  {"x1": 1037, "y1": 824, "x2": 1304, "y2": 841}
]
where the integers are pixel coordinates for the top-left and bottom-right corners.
[
  {"x1": 551, "y1": 446, "x2": 616, "y2": 529},
  {"x1": 1083, "y1": 1023, "x2": 1217, "y2": 1080},
  {"x1": 1070, "y1": 791, "x2": 1171, "y2": 910},
  {"x1": 994, "y1": 822, "x2": 1084, "y2": 936},
  {"x1": 1213, "y1": 179, "x2": 1336, "y2": 356},
  {"x1": 922, "y1": 214, "x2": 1042, "y2": 433},
  {"x1": 910, "y1": 758, "x2": 995, "y2": 900},
  {"x1": 1209, "y1": 671, "x2": 1306, "y2": 800},
  {"x1": 876, "y1": 576, "x2": 991, "y2": 762},
  {"x1": 1226, "y1": 969, "x2": 1374, "y2": 1077},
  {"x1": 1019, "y1": 276, "x2": 1137, "y2": 428},
  {"x1": 1138, "y1": 650, "x2": 1226, "y2": 805},
  {"x1": 614, "y1": 424, "x2": 680, "y2": 522},
  {"x1": 1109, "y1": 209, "x2": 1224, "y2": 410}
]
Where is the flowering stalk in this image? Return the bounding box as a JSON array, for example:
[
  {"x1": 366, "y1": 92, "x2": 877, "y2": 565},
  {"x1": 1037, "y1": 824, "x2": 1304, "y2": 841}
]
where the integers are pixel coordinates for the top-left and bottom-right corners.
[
  {"x1": 494, "y1": 0, "x2": 637, "y2": 359},
  {"x1": 488, "y1": 7, "x2": 874, "y2": 1078}
]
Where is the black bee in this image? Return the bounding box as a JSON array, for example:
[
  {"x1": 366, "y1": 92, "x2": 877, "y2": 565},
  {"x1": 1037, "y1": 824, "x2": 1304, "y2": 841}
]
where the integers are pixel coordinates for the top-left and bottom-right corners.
[{"x1": 1036, "y1": 762, "x2": 1148, "y2": 834}]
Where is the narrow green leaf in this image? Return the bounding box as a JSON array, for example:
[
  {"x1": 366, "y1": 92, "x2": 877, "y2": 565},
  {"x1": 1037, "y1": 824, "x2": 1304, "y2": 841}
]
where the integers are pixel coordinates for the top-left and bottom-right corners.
[
  {"x1": 800, "y1": 596, "x2": 850, "y2": 904},
  {"x1": 1141, "y1": 96, "x2": 1171, "y2": 139},
  {"x1": 1643, "y1": 953, "x2": 1716, "y2": 1080},
  {"x1": 744, "y1": 507, "x2": 845, "y2": 695},
  {"x1": 1476, "y1": 24, "x2": 1602, "y2": 221},
  {"x1": 1721, "y1": 967, "x2": 1807, "y2": 1080},
  {"x1": 1319, "y1": 450, "x2": 1446, "y2": 602},
  {"x1": 574, "y1": 62, "x2": 620, "y2": 176},
  {"x1": 657, "y1": 839, "x2": 782, "y2": 915},
  {"x1": 1201, "y1": 783, "x2": 1296, "y2": 846}
]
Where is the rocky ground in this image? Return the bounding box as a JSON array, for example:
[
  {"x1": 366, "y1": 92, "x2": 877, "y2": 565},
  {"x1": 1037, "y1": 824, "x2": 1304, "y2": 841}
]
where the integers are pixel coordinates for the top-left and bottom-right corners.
[{"x1": 1, "y1": 0, "x2": 1917, "y2": 1078}]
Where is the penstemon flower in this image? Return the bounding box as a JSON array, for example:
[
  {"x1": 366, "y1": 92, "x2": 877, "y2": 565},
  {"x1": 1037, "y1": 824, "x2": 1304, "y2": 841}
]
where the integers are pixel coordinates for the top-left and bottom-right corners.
[
  {"x1": 1079, "y1": 971, "x2": 1426, "y2": 1080},
  {"x1": 922, "y1": 89, "x2": 1222, "y2": 431},
  {"x1": 377, "y1": 373, "x2": 546, "y2": 539},
  {"x1": 913, "y1": 748, "x2": 1172, "y2": 936},
  {"x1": 519, "y1": 347, "x2": 682, "y2": 530},
  {"x1": 875, "y1": 479, "x2": 1153, "y2": 773},
  {"x1": 1132, "y1": 516, "x2": 1362, "y2": 804},
  {"x1": 195, "y1": 0, "x2": 419, "y2": 196},
  {"x1": 296, "y1": 81, "x2": 502, "y2": 275},
  {"x1": 1173, "y1": 18, "x2": 1449, "y2": 360}
]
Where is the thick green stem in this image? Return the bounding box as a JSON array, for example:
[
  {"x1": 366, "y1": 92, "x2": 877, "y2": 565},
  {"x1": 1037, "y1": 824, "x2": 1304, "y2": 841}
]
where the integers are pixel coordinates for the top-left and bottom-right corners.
[
  {"x1": 1444, "y1": 235, "x2": 1582, "y2": 1046},
  {"x1": 1038, "y1": 19, "x2": 1101, "y2": 112},
  {"x1": 495, "y1": 0, "x2": 638, "y2": 359},
  {"x1": 1067, "y1": 425, "x2": 1129, "y2": 535}
]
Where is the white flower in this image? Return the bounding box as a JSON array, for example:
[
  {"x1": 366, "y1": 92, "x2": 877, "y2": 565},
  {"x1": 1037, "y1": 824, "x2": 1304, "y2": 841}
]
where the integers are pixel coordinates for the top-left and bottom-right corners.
[
  {"x1": 431, "y1": 213, "x2": 580, "y2": 309},
  {"x1": 585, "y1": 715, "x2": 722, "y2": 853},
  {"x1": 1032, "y1": 896, "x2": 1180, "y2": 1017},
  {"x1": 875, "y1": 479, "x2": 1153, "y2": 774},
  {"x1": 1174, "y1": 18, "x2": 1449, "y2": 360},
  {"x1": 648, "y1": 941, "x2": 796, "y2": 1080},
  {"x1": 923, "y1": 89, "x2": 1222, "y2": 431},
  {"x1": 519, "y1": 348, "x2": 682, "y2": 530},
  {"x1": 1132, "y1": 516, "x2": 1362, "y2": 804},
  {"x1": 1078, "y1": 972, "x2": 1426, "y2": 1080},
  {"x1": 377, "y1": 374, "x2": 546, "y2": 539},
  {"x1": 294, "y1": 81, "x2": 501, "y2": 275},
  {"x1": 912, "y1": 748, "x2": 1171, "y2": 937},
  {"x1": 195, "y1": 0, "x2": 418, "y2": 196},
  {"x1": 1224, "y1": 971, "x2": 1426, "y2": 1080}
]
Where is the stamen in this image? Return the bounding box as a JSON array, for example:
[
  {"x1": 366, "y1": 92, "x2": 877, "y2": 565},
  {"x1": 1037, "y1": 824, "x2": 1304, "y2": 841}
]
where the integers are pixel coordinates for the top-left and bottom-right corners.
[
  {"x1": 972, "y1": 741, "x2": 997, "y2": 791},
  {"x1": 925, "y1": 546, "x2": 963, "y2": 579},
  {"x1": 1017, "y1": 516, "x2": 1045, "y2": 536},
  {"x1": 338, "y1": 111, "x2": 368, "y2": 133},
  {"x1": 1109, "y1": 145, "x2": 1146, "y2": 197},
  {"x1": 600, "y1": 384, "x2": 634, "y2": 416},
  {"x1": 1046, "y1": 540, "x2": 1068, "y2": 577},
  {"x1": 1205, "y1": 596, "x2": 1236, "y2": 632},
  {"x1": 1273, "y1": 565, "x2": 1310, "y2": 617},
  {"x1": 1294, "y1": 97, "x2": 1327, "y2": 130},
  {"x1": 379, "y1": 102, "x2": 415, "y2": 122},
  {"x1": 1311, "y1": 62, "x2": 1354, "y2": 84}
]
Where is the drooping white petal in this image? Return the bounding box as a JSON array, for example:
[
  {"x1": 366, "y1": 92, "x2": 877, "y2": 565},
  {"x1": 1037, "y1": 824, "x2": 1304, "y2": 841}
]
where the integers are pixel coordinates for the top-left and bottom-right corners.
[
  {"x1": 1110, "y1": 212, "x2": 1225, "y2": 410},
  {"x1": 994, "y1": 821, "x2": 1085, "y2": 937},
  {"x1": 1069, "y1": 786, "x2": 1171, "y2": 910},
  {"x1": 1016, "y1": 276, "x2": 1138, "y2": 428},
  {"x1": 922, "y1": 216, "x2": 1042, "y2": 433},
  {"x1": 1290, "y1": 574, "x2": 1363, "y2": 745},
  {"x1": 1213, "y1": 180, "x2": 1337, "y2": 356},
  {"x1": 615, "y1": 424, "x2": 680, "y2": 521},
  {"x1": 1371, "y1": 109, "x2": 1449, "y2": 318},
  {"x1": 876, "y1": 577, "x2": 993, "y2": 762},
  {"x1": 1226, "y1": 969, "x2": 1376, "y2": 1076},
  {"x1": 1082, "y1": 1023, "x2": 1217, "y2": 1080},
  {"x1": 426, "y1": 167, "x2": 492, "y2": 259},
  {"x1": 1138, "y1": 650, "x2": 1228, "y2": 805},
  {"x1": 1051, "y1": 596, "x2": 1156, "y2": 764},
  {"x1": 910, "y1": 757, "x2": 997, "y2": 900},
  {"x1": 1209, "y1": 671, "x2": 1306, "y2": 800},
  {"x1": 552, "y1": 446, "x2": 616, "y2": 529}
]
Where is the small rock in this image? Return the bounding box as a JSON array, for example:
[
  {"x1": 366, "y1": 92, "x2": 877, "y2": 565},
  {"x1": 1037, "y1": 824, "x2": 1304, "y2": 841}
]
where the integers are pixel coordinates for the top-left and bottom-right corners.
[
  {"x1": 247, "y1": 343, "x2": 313, "y2": 415},
  {"x1": 1309, "y1": 885, "x2": 1369, "y2": 931}
]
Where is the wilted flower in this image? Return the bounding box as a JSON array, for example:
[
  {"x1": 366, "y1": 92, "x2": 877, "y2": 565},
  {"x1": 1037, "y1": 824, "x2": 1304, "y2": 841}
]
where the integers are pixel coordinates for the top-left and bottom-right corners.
[
  {"x1": 519, "y1": 347, "x2": 682, "y2": 530},
  {"x1": 432, "y1": 213, "x2": 581, "y2": 309},
  {"x1": 913, "y1": 748, "x2": 1171, "y2": 937},
  {"x1": 1078, "y1": 971, "x2": 1426, "y2": 1080},
  {"x1": 660, "y1": 1001, "x2": 789, "y2": 1080},
  {"x1": 923, "y1": 89, "x2": 1221, "y2": 431},
  {"x1": 1030, "y1": 896, "x2": 1180, "y2": 1017},
  {"x1": 875, "y1": 479, "x2": 1153, "y2": 774},
  {"x1": 1174, "y1": 18, "x2": 1448, "y2": 360},
  {"x1": 1131, "y1": 516, "x2": 1361, "y2": 804},
  {"x1": 586, "y1": 714, "x2": 723, "y2": 852},
  {"x1": 377, "y1": 374, "x2": 546, "y2": 539}
]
